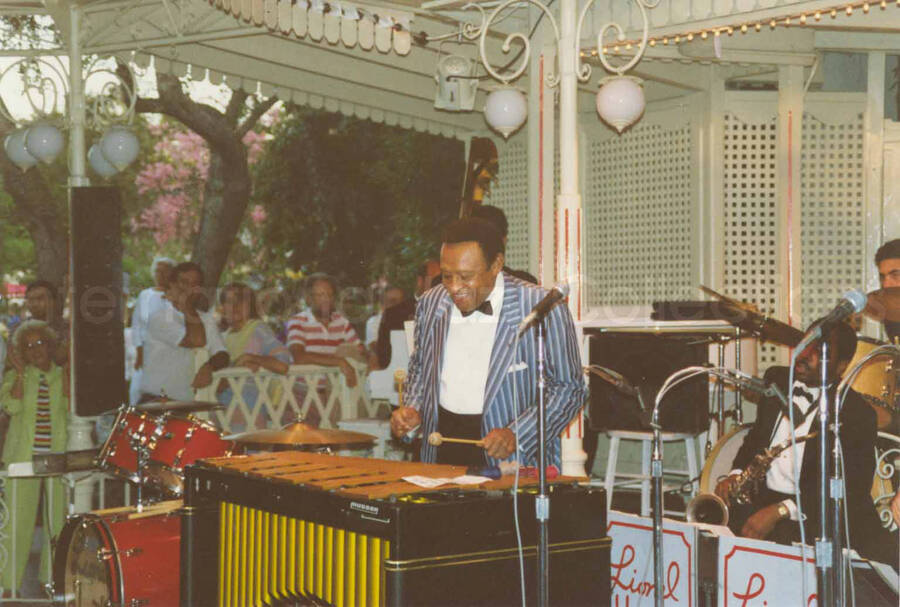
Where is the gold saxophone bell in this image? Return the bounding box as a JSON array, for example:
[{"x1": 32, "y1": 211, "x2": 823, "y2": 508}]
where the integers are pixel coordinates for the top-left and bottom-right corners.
[{"x1": 685, "y1": 492, "x2": 729, "y2": 526}]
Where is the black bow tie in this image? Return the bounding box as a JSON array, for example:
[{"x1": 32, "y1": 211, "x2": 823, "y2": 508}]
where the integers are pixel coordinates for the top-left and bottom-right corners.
[
  {"x1": 462, "y1": 300, "x2": 493, "y2": 317},
  {"x1": 792, "y1": 386, "x2": 817, "y2": 403}
]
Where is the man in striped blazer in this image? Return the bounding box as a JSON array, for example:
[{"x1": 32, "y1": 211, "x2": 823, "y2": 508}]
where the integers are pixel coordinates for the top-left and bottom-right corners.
[{"x1": 390, "y1": 218, "x2": 587, "y2": 467}]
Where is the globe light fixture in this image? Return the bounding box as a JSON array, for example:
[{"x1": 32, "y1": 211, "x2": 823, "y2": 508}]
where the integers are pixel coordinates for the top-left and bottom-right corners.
[
  {"x1": 483, "y1": 87, "x2": 527, "y2": 139},
  {"x1": 595, "y1": 76, "x2": 645, "y2": 133},
  {"x1": 99, "y1": 126, "x2": 139, "y2": 171},
  {"x1": 4, "y1": 128, "x2": 38, "y2": 171},
  {"x1": 24, "y1": 122, "x2": 65, "y2": 164},
  {"x1": 88, "y1": 143, "x2": 118, "y2": 178}
]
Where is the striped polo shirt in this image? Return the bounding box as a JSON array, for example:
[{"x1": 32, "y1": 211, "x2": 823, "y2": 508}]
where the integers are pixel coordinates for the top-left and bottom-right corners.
[{"x1": 285, "y1": 309, "x2": 360, "y2": 354}]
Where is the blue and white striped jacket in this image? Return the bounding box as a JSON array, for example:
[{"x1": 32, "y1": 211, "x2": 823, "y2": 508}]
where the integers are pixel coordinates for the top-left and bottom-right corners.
[{"x1": 404, "y1": 273, "x2": 588, "y2": 466}]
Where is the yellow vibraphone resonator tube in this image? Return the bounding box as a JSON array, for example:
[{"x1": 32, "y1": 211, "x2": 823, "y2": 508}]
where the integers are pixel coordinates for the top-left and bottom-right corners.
[{"x1": 218, "y1": 502, "x2": 388, "y2": 607}]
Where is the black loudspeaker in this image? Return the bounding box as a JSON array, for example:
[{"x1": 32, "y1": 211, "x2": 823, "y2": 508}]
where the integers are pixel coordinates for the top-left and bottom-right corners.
[
  {"x1": 586, "y1": 330, "x2": 710, "y2": 434},
  {"x1": 70, "y1": 186, "x2": 125, "y2": 416}
]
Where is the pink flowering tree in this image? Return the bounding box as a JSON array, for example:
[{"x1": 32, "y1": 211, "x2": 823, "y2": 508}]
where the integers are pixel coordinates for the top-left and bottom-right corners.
[{"x1": 123, "y1": 66, "x2": 277, "y2": 287}]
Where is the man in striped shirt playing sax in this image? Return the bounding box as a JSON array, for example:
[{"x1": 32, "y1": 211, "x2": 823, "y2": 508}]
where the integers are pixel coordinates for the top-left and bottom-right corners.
[{"x1": 286, "y1": 273, "x2": 363, "y2": 388}]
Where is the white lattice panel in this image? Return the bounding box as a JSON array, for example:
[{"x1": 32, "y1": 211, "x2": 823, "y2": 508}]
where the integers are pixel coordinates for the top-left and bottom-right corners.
[
  {"x1": 488, "y1": 135, "x2": 530, "y2": 271},
  {"x1": 722, "y1": 108, "x2": 780, "y2": 368},
  {"x1": 800, "y1": 105, "x2": 866, "y2": 323},
  {"x1": 583, "y1": 114, "x2": 696, "y2": 309}
]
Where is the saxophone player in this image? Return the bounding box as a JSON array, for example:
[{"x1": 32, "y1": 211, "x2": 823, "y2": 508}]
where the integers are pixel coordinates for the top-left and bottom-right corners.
[{"x1": 715, "y1": 321, "x2": 897, "y2": 565}]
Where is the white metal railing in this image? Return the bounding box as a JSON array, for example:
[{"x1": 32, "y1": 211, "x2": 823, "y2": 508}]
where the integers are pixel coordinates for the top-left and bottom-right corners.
[{"x1": 195, "y1": 361, "x2": 386, "y2": 433}]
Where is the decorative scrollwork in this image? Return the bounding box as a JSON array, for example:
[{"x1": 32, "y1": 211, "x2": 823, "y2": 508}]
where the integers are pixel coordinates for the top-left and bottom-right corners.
[
  {"x1": 0, "y1": 56, "x2": 136, "y2": 129},
  {"x1": 0, "y1": 57, "x2": 68, "y2": 125},
  {"x1": 576, "y1": 0, "x2": 661, "y2": 80},
  {"x1": 874, "y1": 432, "x2": 900, "y2": 531},
  {"x1": 84, "y1": 64, "x2": 137, "y2": 128},
  {"x1": 468, "y1": 0, "x2": 560, "y2": 86}
]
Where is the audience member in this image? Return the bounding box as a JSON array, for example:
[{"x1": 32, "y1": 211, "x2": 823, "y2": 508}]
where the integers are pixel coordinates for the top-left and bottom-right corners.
[
  {"x1": 129, "y1": 257, "x2": 174, "y2": 404},
  {"x1": 1, "y1": 321, "x2": 67, "y2": 593},
  {"x1": 373, "y1": 260, "x2": 441, "y2": 369},
  {"x1": 286, "y1": 273, "x2": 362, "y2": 387},
  {"x1": 139, "y1": 262, "x2": 228, "y2": 402},
  {"x1": 366, "y1": 286, "x2": 405, "y2": 367},
  {"x1": 221, "y1": 283, "x2": 291, "y2": 375},
  {"x1": 11, "y1": 281, "x2": 69, "y2": 367}
]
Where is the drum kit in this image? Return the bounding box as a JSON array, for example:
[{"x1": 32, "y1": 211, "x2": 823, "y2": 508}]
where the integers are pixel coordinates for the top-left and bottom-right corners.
[{"x1": 53, "y1": 400, "x2": 376, "y2": 607}]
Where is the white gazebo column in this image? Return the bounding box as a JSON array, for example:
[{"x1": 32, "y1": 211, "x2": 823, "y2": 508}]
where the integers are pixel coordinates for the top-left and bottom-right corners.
[
  {"x1": 864, "y1": 51, "x2": 885, "y2": 337},
  {"x1": 67, "y1": 4, "x2": 88, "y2": 189},
  {"x1": 66, "y1": 3, "x2": 97, "y2": 514},
  {"x1": 556, "y1": 0, "x2": 586, "y2": 477},
  {"x1": 776, "y1": 65, "x2": 804, "y2": 355},
  {"x1": 528, "y1": 18, "x2": 557, "y2": 286}
]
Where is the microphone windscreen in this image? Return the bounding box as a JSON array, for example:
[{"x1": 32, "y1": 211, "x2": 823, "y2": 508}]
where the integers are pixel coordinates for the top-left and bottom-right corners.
[{"x1": 843, "y1": 289, "x2": 867, "y2": 313}]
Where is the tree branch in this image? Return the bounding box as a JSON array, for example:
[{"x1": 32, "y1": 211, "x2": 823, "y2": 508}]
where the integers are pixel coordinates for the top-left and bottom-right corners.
[
  {"x1": 236, "y1": 96, "x2": 277, "y2": 138},
  {"x1": 224, "y1": 88, "x2": 248, "y2": 127}
]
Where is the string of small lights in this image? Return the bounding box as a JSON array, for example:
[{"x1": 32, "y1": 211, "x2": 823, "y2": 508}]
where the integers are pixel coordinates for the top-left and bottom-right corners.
[{"x1": 577, "y1": 0, "x2": 895, "y2": 58}]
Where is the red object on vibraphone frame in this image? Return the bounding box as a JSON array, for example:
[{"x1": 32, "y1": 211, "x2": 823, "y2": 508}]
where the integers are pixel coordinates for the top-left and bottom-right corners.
[{"x1": 181, "y1": 452, "x2": 611, "y2": 606}]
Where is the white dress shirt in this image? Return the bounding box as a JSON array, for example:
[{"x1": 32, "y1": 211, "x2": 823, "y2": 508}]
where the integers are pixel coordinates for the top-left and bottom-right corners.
[
  {"x1": 140, "y1": 300, "x2": 227, "y2": 401},
  {"x1": 765, "y1": 381, "x2": 820, "y2": 520},
  {"x1": 439, "y1": 272, "x2": 505, "y2": 415}
]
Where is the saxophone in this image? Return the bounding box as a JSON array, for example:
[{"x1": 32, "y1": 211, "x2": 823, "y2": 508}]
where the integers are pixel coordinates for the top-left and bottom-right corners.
[{"x1": 686, "y1": 432, "x2": 817, "y2": 525}]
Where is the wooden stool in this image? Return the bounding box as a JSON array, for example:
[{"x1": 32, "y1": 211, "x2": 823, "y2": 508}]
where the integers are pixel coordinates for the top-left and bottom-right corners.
[{"x1": 603, "y1": 429, "x2": 700, "y2": 517}]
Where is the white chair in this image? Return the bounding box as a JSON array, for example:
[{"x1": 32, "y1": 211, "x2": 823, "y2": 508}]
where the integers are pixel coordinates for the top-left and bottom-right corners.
[
  {"x1": 365, "y1": 330, "x2": 410, "y2": 405},
  {"x1": 603, "y1": 429, "x2": 700, "y2": 517}
]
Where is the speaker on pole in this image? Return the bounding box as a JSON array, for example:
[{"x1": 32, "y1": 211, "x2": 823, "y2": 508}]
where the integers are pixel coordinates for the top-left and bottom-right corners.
[{"x1": 70, "y1": 186, "x2": 125, "y2": 416}]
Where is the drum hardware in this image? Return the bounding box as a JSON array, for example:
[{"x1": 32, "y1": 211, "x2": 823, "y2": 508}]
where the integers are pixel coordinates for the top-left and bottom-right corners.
[
  {"x1": 98, "y1": 546, "x2": 143, "y2": 561},
  {"x1": 133, "y1": 399, "x2": 225, "y2": 415},
  {"x1": 686, "y1": 431, "x2": 818, "y2": 525},
  {"x1": 95, "y1": 404, "x2": 234, "y2": 501}
]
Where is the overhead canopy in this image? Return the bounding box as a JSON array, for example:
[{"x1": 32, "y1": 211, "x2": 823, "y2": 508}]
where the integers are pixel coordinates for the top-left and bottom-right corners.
[{"x1": 1, "y1": 0, "x2": 897, "y2": 139}]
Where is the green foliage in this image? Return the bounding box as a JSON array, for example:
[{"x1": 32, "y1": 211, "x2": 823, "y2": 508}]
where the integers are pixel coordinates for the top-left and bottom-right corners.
[{"x1": 251, "y1": 108, "x2": 464, "y2": 296}]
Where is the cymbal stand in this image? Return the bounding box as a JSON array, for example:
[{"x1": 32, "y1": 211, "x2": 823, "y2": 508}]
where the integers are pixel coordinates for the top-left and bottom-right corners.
[{"x1": 715, "y1": 338, "x2": 727, "y2": 441}]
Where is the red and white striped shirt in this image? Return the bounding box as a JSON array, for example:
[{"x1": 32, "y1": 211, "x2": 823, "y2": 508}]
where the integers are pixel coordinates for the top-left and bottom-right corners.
[{"x1": 285, "y1": 309, "x2": 360, "y2": 354}]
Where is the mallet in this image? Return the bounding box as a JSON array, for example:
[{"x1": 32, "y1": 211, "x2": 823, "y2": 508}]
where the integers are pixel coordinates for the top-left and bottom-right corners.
[{"x1": 428, "y1": 432, "x2": 484, "y2": 447}]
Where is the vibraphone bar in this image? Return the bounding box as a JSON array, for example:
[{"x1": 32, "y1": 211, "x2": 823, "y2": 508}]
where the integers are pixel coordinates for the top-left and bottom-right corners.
[{"x1": 181, "y1": 452, "x2": 611, "y2": 606}]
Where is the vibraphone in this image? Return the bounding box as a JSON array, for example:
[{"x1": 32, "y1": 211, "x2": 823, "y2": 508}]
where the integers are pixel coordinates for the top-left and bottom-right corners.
[{"x1": 181, "y1": 452, "x2": 611, "y2": 606}]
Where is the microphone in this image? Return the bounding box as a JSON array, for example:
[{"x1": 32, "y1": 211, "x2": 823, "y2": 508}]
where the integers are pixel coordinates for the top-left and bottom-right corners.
[
  {"x1": 794, "y1": 289, "x2": 867, "y2": 353},
  {"x1": 517, "y1": 283, "x2": 569, "y2": 337},
  {"x1": 721, "y1": 369, "x2": 773, "y2": 397},
  {"x1": 587, "y1": 365, "x2": 638, "y2": 397}
]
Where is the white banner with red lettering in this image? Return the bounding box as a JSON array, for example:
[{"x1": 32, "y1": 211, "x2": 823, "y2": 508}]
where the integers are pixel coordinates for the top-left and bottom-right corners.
[
  {"x1": 717, "y1": 535, "x2": 817, "y2": 607},
  {"x1": 607, "y1": 511, "x2": 698, "y2": 607}
]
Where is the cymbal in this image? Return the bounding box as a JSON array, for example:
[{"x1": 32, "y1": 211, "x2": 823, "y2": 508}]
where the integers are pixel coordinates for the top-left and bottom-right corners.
[
  {"x1": 864, "y1": 287, "x2": 900, "y2": 323},
  {"x1": 135, "y1": 400, "x2": 225, "y2": 415},
  {"x1": 699, "y1": 285, "x2": 802, "y2": 347},
  {"x1": 225, "y1": 422, "x2": 376, "y2": 447},
  {"x1": 699, "y1": 285, "x2": 759, "y2": 314}
]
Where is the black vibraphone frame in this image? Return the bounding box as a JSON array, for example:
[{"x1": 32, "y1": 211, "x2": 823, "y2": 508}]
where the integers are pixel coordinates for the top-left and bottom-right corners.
[{"x1": 181, "y1": 456, "x2": 611, "y2": 607}]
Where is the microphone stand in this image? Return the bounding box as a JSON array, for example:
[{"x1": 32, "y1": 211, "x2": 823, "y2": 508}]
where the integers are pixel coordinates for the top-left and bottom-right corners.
[
  {"x1": 536, "y1": 318, "x2": 549, "y2": 607},
  {"x1": 649, "y1": 366, "x2": 787, "y2": 607},
  {"x1": 814, "y1": 340, "x2": 841, "y2": 607}
]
